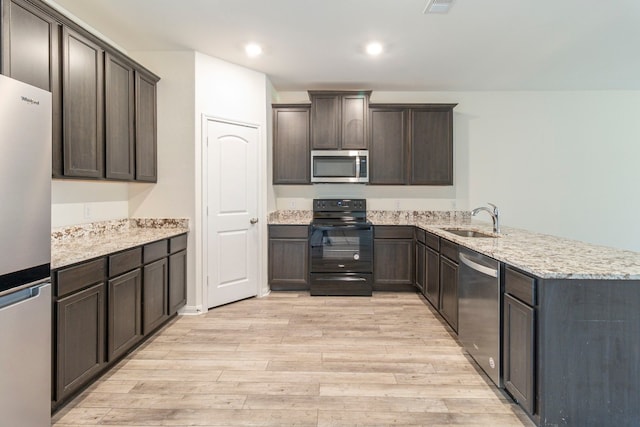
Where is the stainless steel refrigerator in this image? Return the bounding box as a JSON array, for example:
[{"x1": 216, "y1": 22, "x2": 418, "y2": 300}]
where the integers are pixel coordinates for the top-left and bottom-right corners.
[{"x1": 0, "y1": 74, "x2": 52, "y2": 426}]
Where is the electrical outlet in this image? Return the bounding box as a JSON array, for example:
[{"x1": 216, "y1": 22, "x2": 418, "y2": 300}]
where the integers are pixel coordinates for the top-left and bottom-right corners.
[
  {"x1": 289, "y1": 200, "x2": 297, "y2": 209},
  {"x1": 83, "y1": 203, "x2": 92, "y2": 220},
  {"x1": 395, "y1": 199, "x2": 401, "y2": 210}
]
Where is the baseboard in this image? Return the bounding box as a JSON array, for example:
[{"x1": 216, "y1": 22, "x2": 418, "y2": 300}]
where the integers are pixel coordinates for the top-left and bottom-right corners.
[{"x1": 178, "y1": 304, "x2": 204, "y2": 315}]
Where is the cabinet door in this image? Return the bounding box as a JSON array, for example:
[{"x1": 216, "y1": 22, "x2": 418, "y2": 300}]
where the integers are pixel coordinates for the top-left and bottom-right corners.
[
  {"x1": 2, "y1": 0, "x2": 63, "y2": 176},
  {"x1": 415, "y1": 241, "x2": 426, "y2": 294},
  {"x1": 410, "y1": 109, "x2": 453, "y2": 185},
  {"x1": 341, "y1": 94, "x2": 368, "y2": 149},
  {"x1": 504, "y1": 293, "x2": 535, "y2": 415},
  {"x1": 169, "y1": 250, "x2": 187, "y2": 314},
  {"x1": 62, "y1": 27, "x2": 104, "y2": 178},
  {"x1": 56, "y1": 282, "x2": 105, "y2": 401},
  {"x1": 373, "y1": 239, "x2": 415, "y2": 291},
  {"x1": 311, "y1": 94, "x2": 340, "y2": 149},
  {"x1": 269, "y1": 238, "x2": 309, "y2": 290},
  {"x1": 135, "y1": 70, "x2": 158, "y2": 182},
  {"x1": 108, "y1": 269, "x2": 142, "y2": 361},
  {"x1": 105, "y1": 53, "x2": 135, "y2": 180},
  {"x1": 369, "y1": 108, "x2": 407, "y2": 184},
  {"x1": 142, "y1": 258, "x2": 168, "y2": 334},
  {"x1": 272, "y1": 106, "x2": 310, "y2": 184},
  {"x1": 439, "y1": 256, "x2": 458, "y2": 332},
  {"x1": 424, "y1": 246, "x2": 440, "y2": 308}
]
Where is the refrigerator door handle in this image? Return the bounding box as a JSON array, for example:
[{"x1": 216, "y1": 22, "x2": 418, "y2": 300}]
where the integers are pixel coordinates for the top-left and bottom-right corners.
[{"x1": 0, "y1": 284, "x2": 45, "y2": 311}]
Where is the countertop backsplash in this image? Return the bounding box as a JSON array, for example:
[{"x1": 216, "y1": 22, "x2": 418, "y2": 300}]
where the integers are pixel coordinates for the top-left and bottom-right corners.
[{"x1": 267, "y1": 210, "x2": 470, "y2": 225}]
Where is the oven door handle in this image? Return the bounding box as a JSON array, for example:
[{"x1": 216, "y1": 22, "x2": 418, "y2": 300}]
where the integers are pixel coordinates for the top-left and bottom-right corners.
[
  {"x1": 313, "y1": 276, "x2": 368, "y2": 282},
  {"x1": 311, "y1": 224, "x2": 372, "y2": 231}
]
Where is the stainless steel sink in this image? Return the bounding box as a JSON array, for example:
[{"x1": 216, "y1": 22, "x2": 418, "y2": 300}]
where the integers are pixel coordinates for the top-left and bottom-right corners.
[{"x1": 441, "y1": 228, "x2": 496, "y2": 238}]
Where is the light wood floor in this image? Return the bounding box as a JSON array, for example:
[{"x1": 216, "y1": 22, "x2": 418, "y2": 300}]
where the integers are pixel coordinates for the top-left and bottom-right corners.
[{"x1": 52, "y1": 292, "x2": 536, "y2": 426}]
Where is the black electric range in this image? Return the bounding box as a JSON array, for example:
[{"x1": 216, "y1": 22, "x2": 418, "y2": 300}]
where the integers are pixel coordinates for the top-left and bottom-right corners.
[{"x1": 309, "y1": 199, "x2": 373, "y2": 296}]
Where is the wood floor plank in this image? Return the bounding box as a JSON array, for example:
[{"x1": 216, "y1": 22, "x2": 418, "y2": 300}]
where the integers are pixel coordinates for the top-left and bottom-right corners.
[
  {"x1": 100, "y1": 408, "x2": 318, "y2": 426},
  {"x1": 52, "y1": 292, "x2": 533, "y2": 427},
  {"x1": 130, "y1": 381, "x2": 320, "y2": 396}
]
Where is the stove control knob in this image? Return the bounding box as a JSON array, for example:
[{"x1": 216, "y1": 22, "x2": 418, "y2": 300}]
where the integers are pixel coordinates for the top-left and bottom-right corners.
[{"x1": 353, "y1": 253, "x2": 360, "y2": 260}]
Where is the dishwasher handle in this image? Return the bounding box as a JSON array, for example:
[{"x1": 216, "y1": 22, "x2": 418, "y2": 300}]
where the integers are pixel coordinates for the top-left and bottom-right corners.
[{"x1": 459, "y1": 253, "x2": 498, "y2": 278}]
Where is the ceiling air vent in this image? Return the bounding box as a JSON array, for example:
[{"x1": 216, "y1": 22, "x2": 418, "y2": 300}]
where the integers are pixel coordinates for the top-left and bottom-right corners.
[{"x1": 423, "y1": 0, "x2": 454, "y2": 14}]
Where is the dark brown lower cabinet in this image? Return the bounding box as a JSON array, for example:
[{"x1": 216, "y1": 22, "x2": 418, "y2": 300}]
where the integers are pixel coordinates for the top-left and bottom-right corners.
[
  {"x1": 268, "y1": 225, "x2": 310, "y2": 291},
  {"x1": 107, "y1": 269, "x2": 142, "y2": 361},
  {"x1": 55, "y1": 282, "x2": 105, "y2": 402},
  {"x1": 169, "y1": 250, "x2": 187, "y2": 314},
  {"x1": 424, "y1": 246, "x2": 440, "y2": 308},
  {"x1": 53, "y1": 234, "x2": 187, "y2": 410},
  {"x1": 415, "y1": 241, "x2": 426, "y2": 294},
  {"x1": 503, "y1": 293, "x2": 535, "y2": 415},
  {"x1": 373, "y1": 226, "x2": 415, "y2": 291},
  {"x1": 439, "y1": 251, "x2": 458, "y2": 332},
  {"x1": 142, "y1": 258, "x2": 169, "y2": 335}
]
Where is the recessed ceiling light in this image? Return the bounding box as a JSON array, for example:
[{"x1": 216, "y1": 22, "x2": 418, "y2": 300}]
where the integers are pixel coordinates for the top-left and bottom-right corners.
[
  {"x1": 245, "y1": 43, "x2": 262, "y2": 58},
  {"x1": 366, "y1": 42, "x2": 383, "y2": 56},
  {"x1": 423, "y1": 0, "x2": 454, "y2": 14}
]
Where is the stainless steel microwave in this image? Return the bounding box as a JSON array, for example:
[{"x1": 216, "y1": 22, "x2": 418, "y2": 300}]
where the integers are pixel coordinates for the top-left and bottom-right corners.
[{"x1": 311, "y1": 150, "x2": 369, "y2": 183}]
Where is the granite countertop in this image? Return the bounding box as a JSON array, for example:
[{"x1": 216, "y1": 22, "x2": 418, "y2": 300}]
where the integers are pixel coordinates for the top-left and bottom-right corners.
[
  {"x1": 52, "y1": 218, "x2": 189, "y2": 270},
  {"x1": 268, "y1": 210, "x2": 640, "y2": 280}
]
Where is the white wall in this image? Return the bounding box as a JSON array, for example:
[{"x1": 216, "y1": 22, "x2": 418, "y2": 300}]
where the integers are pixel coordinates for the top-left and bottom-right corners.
[
  {"x1": 128, "y1": 50, "x2": 197, "y2": 309},
  {"x1": 275, "y1": 90, "x2": 640, "y2": 252},
  {"x1": 51, "y1": 181, "x2": 129, "y2": 227},
  {"x1": 194, "y1": 52, "x2": 271, "y2": 307}
]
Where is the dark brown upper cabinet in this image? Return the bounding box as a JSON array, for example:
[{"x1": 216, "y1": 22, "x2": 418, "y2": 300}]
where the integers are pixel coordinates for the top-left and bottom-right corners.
[
  {"x1": 135, "y1": 69, "x2": 159, "y2": 182},
  {"x1": 62, "y1": 27, "x2": 104, "y2": 178},
  {"x1": 369, "y1": 107, "x2": 407, "y2": 185},
  {"x1": 309, "y1": 91, "x2": 370, "y2": 150},
  {"x1": 410, "y1": 108, "x2": 454, "y2": 185},
  {"x1": 1, "y1": 0, "x2": 63, "y2": 175},
  {"x1": 105, "y1": 53, "x2": 135, "y2": 180},
  {"x1": 369, "y1": 103, "x2": 456, "y2": 185},
  {"x1": 1, "y1": 0, "x2": 159, "y2": 182},
  {"x1": 272, "y1": 104, "x2": 311, "y2": 184}
]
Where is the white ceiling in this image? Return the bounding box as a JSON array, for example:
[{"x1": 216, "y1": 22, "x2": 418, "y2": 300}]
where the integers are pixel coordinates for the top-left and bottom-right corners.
[{"x1": 50, "y1": 0, "x2": 640, "y2": 91}]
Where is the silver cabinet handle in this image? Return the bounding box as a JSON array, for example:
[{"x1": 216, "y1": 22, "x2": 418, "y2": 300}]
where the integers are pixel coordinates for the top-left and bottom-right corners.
[{"x1": 250, "y1": 218, "x2": 259, "y2": 224}]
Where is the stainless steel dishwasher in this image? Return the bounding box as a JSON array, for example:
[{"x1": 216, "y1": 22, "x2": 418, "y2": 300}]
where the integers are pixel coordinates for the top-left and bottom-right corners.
[{"x1": 458, "y1": 247, "x2": 502, "y2": 386}]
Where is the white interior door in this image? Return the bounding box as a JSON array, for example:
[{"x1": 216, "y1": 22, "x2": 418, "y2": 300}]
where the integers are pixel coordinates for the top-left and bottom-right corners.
[{"x1": 205, "y1": 118, "x2": 259, "y2": 309}]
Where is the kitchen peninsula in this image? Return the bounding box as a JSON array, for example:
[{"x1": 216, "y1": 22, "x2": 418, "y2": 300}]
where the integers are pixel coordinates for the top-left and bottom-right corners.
[{"x1": 269, "y1": 209, "x2": 640, "y2": 427}]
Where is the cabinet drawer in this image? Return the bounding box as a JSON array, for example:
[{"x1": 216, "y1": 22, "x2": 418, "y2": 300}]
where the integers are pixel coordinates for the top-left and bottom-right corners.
[
  {"x1": 415, "y1": 228, "x2": 426, "y2": 244},
  {"x1": 169, "y1": 234, "x2": 187, "y2": 253},
  {"x1": 374, "y1": 226, "x2": 414, "y2": 239},
  {"x1": 424, "y1": 230, "x2": 440, "y2": 251},
  {"x1": 505, "y1": 267, "x2": 536, "y2": 306},
  {"x1": 56, "y1": 258, "x2": 106, "y2": 298},
  {"x1": 269, "y1": 225, "x2": 309, "y2": 239},
  {"x1": 109, "y1": 247, "x2": 142, "y2": 277},
  {"x1": 143, "y1": 240, "x2": 168, "y2": 264},
  {"x1": 440, "y1": 239, "x2": 458, "y2": 263}
]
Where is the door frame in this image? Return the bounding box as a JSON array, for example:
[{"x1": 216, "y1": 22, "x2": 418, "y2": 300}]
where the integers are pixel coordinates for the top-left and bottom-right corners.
[{"x1": 200, "y1": 114, "x2": 266, "y2": 310}]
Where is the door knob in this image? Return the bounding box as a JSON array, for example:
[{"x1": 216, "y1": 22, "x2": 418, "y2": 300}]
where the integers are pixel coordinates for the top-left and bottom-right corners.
[{"x1": 250, "y1": 218, "x2": 259, "y2": 224}]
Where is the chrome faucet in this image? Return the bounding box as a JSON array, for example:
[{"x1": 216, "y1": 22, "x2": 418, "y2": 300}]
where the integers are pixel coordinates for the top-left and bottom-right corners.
[{"x1": 471, "y1": 203, "x2": 500, "y2": 234}]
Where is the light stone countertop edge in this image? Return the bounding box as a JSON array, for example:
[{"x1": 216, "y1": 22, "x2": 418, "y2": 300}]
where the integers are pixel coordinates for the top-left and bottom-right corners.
[{"x1": 52, "y1": 224, "x2": 189, "y2": 270}]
